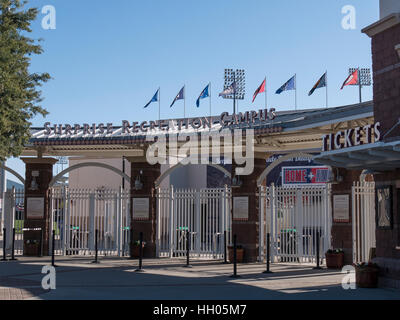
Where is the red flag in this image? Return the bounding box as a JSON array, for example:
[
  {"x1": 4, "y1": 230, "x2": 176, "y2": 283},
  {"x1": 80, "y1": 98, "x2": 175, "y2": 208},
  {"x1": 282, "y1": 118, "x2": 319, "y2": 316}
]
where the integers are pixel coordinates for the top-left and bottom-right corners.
[
  {"x1": 341, "y1": 69, "x2": 358, "y2": 89},
  {"x1": 252, "y1": 78, "x2": 266, "y2": 103}
]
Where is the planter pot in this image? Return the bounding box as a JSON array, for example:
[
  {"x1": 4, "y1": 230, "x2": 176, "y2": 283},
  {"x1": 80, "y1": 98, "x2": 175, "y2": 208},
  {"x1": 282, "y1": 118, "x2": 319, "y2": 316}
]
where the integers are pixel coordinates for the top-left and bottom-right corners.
[
  {"x1": 325, "y1": 252, "x2": 344, "y2": 269},
  {"x1": 356, "y1": 267, "x2": 379, "y2": 288},
  {"x1": 131, "y1": 245, "x2": 145, "y2": 258},
  {"x1": 228, "y1": 247, "x2": 244, "y2": 263}
]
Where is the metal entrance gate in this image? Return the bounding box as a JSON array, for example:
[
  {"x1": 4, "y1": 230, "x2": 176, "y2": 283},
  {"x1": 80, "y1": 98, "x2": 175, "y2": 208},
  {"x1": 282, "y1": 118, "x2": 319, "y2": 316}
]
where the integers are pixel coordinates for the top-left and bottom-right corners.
[
  {"x1": 259, "y1": 185, "x2": 331, "y2": 263},
  {"x1": 156, "y1": 187, "x2": 231, "y2": 259},
  {"x1": 352, "y1": 181, "x2": 376, "y2": 263},
  {"x1": 50, "y1": 187, "x2": 131, "y2": 256},
  {"x1": 1, "y1": 188, "x2": 25, "y2": 257}
]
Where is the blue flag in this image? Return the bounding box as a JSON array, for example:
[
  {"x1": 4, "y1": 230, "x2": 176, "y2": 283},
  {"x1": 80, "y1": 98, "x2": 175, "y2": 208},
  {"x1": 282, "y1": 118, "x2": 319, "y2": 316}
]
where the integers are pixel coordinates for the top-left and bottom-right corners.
[
  {"x1": 143, "y1": 89, "x2": 159, "y2": 109},
  {"x1": 308, "y1": 72, "x2": 327, "y2": 96},
  {"x1": 276, "y1": 76, "x2": 296, "y2": 94},
  {"x1": 196, "y1": 84, "x2": 210, "y2": 108},
  {"x1": 170, "y1": 86, "x2": 185, "y2": 108}
]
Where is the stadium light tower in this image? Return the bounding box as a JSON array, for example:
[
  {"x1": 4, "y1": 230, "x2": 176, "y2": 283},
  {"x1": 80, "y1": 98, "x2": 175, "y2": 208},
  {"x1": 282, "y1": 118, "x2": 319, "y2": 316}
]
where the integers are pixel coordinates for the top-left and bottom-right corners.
[
  {"x1": 223, "y1": 69, "x2": 246, "y2": 114},
  {"x1": 349, "y1": 68, "x2": 371, "y2": 103}
]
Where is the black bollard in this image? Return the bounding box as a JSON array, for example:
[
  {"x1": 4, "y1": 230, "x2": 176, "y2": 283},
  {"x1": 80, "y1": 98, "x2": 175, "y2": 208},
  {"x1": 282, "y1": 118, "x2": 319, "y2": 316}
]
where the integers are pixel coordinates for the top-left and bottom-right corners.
[
  {"x1": 92, "y1": 229, "x2": 100, "y2": 264},
  {"x1": 223, "y1": 231, "x2": 228, "y2": 264},
  {"x1": 1, "y1": 228, "x2": 7, "y2": 261},
  {"x1": 38, "y1": 228, "x2": 43, "y2": 257},
  {"x1": 313, "y1": 231, "x2": 322, "y2": 270},
  {"x1": 51, "y1": 230, "x2": 57, "y2": 267},
  {"x1": 263, "y1": 233, "x2": 272, "y2": 274},
  {"x1": 135, "y1": 232, "x2": 144, "y2": 272},
  {"x1": 10, "y1": 228, "x2": 17, "y2": 261},
  {"x1": 184, "y1": 230, "x2": 192, "y2": 268},
  {"x1": 230, "y1": 235, "x2": 240, "y2": 278}
]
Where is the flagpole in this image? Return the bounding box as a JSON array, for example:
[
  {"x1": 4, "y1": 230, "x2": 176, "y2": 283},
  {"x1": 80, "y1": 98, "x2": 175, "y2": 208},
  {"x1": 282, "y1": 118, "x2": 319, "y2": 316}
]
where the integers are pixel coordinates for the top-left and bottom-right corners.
[
  {"x1": 158, "y1": 87, "x2": 161, "y2": 122},
  {"x1": 184, "y1": 85, "x2": 186, "y2": 119},
  {"x1": 358, "y1": 68, "x2": 362, "y2": 103},
  {"x1": 265, "y1": 77, "x2": 267, "y2": 110},
  {"x1": 295, "y1": 74, "x2": 297, "y2": 110},
  {"x1": 325, "y1": 71, "x2": 328, "y2": 108},
  {"x1": 209, "y1": 82, "x2": 212, "y2": 130}
]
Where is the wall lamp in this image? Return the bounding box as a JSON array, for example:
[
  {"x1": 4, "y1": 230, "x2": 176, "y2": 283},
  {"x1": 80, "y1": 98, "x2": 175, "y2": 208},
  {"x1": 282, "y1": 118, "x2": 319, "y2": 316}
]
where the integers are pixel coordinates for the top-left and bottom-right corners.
[
  {"x1": 134, "y1": 170, "x2": 143, "y2": 191},
  {"x1": 232, "y1": 175, "x2": 243, "y2": 188},
  {"x1": 396, "y1": 44, "x2": 400, "y2": 60}
]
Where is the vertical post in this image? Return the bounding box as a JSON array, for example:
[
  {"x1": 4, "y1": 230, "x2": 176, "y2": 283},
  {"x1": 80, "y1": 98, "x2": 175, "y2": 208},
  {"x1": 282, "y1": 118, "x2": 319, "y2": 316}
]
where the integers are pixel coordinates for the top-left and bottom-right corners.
[
  {"x1": 1, "y1": 228, "x2": 7, "y2": 261},
  {"x1": 185, "y1": 230, "x2": 192, "y2": 268},
  {"x1": 223, "y1": 230, "x2": 228, "y2": 264},
  {"x1": 39, "y1": 228, "x2": 43, "y2": 257},
  {"x1": 158, "y1": 87, "x2": 161, "y2": 123},
  {"x1": 51, "y1": 229, "x2": 56, "y2": 267},
  {"x1": 135, "y1": 232, "x2": 144, "y2": 272},
  {"x1": 295, "y1": 74, "x2": 298, "y2": 110},
  {"x1": 358, "y1": 69, "x2": 362, "y2": 103},
  {"x1": 209, "y1": 82, "x2": 212, "y2": 130},
  {"x1": 313, "y1": 230, "x2": 322, "y2": 269},
  {"x1": 10, "y1": 228, "x2": 17, "y2": 261},
  {"x1": 92, "y1": 229, "x2": 99, "y2": 264},
  {"x1": 325, "y1": 71, "x2": 328, "y2": 108},
  {"x1": 233, "y1": 71, "x2": 236, "y2": 115},
  {"x1": 263, "y1": 233, "x2": 272, "y2": 274},
  {"x1": 230, "y1": 234, "x2": 239, "y2": 278},
  {"x1": 183, "y1": 85, "x2": 186, "y2": 119}
]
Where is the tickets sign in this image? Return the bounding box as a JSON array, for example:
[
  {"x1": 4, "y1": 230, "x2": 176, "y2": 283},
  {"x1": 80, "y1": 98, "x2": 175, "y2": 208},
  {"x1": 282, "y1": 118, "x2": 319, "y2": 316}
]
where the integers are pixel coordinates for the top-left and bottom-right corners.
[{"x1": 282, "y1": 166, "x2": 330, "y2": 186}]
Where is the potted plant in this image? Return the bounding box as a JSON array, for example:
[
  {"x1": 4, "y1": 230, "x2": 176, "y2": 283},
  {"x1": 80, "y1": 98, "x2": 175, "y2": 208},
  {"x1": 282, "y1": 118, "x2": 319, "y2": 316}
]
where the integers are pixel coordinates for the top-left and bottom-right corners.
[
  {"x1": 131, "y1": 240, "x2": 146, "y2": 258},
  {"x1": 228, "y1": 245, "x2": 244, "y2": 263},
  {"x1": 355, "y1": 262, "x2": 379, "y2": 288},
  {"x1": 325, "y1": 249, "x2": 345, "y2": 269}
]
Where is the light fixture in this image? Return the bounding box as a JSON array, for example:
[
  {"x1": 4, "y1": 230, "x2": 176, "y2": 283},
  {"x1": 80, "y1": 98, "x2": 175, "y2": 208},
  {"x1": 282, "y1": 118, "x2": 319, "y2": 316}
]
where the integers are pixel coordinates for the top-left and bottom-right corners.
[
  {"x1": 395, "y1": 44, "x2": 400, "y2": 60},
  {"x1": 134, "y1": 170, "x2": 143, "y2": 190},
  {"x1": 232, "y1": 175, "x2": 243, "y2": 188}
]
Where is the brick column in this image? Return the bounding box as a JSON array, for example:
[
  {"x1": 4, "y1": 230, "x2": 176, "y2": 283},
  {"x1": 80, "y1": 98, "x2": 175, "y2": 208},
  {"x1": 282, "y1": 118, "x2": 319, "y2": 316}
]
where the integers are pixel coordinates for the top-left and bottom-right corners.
[
  {"x1": 231, "y1": 157, "x2": 266, "y2": 262},
  {"x1": 330, "y1": 168, "x2": 362, "y2": 265},
  {"x1": 22, "y1": 158, "x2": 58, "y2": 256},
  {"x1": 127, "y1": 157, "x2": 160, "y2": 258}
]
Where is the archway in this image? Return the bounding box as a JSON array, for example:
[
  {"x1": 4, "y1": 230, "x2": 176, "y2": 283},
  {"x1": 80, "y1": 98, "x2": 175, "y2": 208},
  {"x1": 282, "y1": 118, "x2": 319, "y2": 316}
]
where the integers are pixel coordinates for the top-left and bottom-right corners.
[
  {"x1": 155, "y1": 163, "x2": 231, "y2": 187},
  {"x1": 49, "y1": 162, "x2": 131, "y2": 188},
  {"x1": 0, "y1": 163, "x2": 25, "y2": 185}
]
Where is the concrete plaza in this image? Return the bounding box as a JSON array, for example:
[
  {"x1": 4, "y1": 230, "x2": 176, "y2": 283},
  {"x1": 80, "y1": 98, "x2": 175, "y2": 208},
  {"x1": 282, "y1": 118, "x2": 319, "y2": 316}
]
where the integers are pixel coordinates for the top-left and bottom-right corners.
[{"x1": 0, "y1": 256, "x2": 399, "y2": 300}]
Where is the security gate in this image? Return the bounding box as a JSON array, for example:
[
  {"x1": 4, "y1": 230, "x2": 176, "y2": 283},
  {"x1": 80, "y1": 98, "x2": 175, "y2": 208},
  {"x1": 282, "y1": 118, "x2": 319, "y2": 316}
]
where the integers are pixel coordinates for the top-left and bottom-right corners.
[
  {"x1": 352, "y1": 181, "x2": 376, "y2": 263},
  {"x1": 259, "y1": 185, "x2": 331, "y2": 263},
  {"x1": 1, "y1": 188, "x2": 25, "y2": 257},
  {"x1": 50, "y1": 187, "x2": 130, "y2": 256},
  {"x1": 156, "y1": 187, "x2": 231, "y2": 259}
]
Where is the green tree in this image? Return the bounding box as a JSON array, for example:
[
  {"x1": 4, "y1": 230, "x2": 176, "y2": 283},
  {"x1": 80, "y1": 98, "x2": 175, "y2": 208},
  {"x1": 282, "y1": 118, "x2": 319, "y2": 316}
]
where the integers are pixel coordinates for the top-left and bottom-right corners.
[{"x1": 0, "y1": 0, "x2": 50, "y2": 160}]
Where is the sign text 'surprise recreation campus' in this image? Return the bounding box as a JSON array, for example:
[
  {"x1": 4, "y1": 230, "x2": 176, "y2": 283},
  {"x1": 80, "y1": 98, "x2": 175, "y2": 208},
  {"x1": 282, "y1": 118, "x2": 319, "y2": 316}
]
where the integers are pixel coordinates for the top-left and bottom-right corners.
[{"x1": 42, "y1": 109, "x2": 276, "y2": 137}]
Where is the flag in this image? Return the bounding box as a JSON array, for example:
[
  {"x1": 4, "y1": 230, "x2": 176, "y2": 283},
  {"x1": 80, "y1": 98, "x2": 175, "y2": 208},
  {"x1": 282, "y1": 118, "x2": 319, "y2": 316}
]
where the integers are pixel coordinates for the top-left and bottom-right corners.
[
  {"x1": 341, "y1": 69, "x2": 358, "y2": 89},
  {"x1": 170, "y1": 86, "x2": 185, "y2": 108},
  {"x1": 276, "y1": 75, "x2": 296, "y2": 94},
  {"x1": 219, "y1": 82, "x2": 236, "y2": 97},
  {"x1": 308, "y1": 72, "x2": 327, "y2": 96},
  {"x1": 143, "y1": 89, "x2": 159, "y2": 108},
  {"x1": 196, "y1": 84, "x2": 210, "y2": 108},
  {"x1": 252, "y1": 78, "x2": 266, "y2": 103}
]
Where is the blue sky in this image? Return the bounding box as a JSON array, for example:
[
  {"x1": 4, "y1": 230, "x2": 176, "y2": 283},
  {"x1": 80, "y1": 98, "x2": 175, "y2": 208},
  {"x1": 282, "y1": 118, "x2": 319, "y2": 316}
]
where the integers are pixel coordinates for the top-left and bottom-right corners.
[{"x1": 6, "y1": 0, "x2": 379, "y2": 180}]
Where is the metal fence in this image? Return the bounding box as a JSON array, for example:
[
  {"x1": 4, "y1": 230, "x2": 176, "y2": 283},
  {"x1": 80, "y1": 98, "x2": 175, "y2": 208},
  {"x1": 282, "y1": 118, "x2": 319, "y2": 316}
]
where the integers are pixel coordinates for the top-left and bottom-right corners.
[
  {"x1": 259, "y1": 184, "x2": 331, "y2": 264},
  {"x1": 352, "y1": 181, "x2": 376, "y2": 263},
  {"x1": 50, "y1": 187, "x2": 131, "y2": 256},
  {"x1": 156, "y1": 186, "x2": 231, "y2": 259},
  {"x1": 0, "y1": 188, "x2": 25, "y2": 257}
]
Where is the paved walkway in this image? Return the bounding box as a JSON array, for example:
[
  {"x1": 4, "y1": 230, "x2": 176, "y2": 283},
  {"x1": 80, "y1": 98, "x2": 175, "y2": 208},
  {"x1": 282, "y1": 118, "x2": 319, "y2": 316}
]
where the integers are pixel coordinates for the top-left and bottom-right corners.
[{"x1": 0, "y1": 256, "x2": 399, "y2": 300}]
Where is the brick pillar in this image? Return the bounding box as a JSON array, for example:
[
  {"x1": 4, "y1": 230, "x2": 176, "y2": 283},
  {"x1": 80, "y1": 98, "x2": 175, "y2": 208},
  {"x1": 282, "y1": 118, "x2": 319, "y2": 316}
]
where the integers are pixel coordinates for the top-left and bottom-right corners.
[
  {"x1": 22, "y1": 158, "x2": 58, "y2": 256},
  {"x1": 331, "y1": 168, "x2": 362, "y2": 265},
  {"x1": 127, "y1": 157, "x2": 160, "y2": 258},
  {"x1": 231, "y1": 157, "x2": 266, "y2": 262}
]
